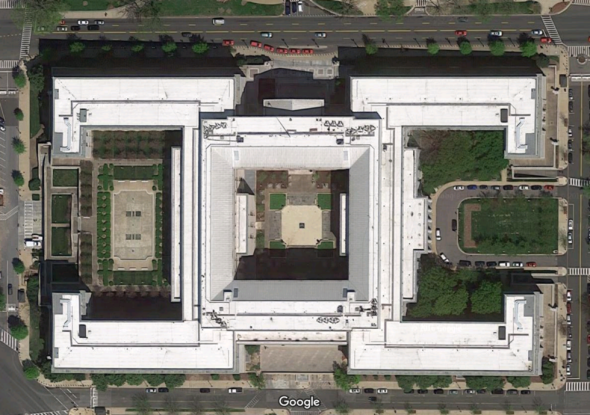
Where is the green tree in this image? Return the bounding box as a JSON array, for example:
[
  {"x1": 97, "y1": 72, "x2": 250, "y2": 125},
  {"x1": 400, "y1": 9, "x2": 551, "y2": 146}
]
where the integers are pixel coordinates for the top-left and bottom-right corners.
[
  {"x1": 192, "y1": 42, "x2": 209, "y2": 55},
  {"x1": 0, "y1": 292, "x2": 5, "y2": 312},
  {"x1": 407, "y1": 266, "x2": 468, "y2": 317},
  {"x1": 232, "y1": 374, "x2": 241, "y2": 380},
  {"x1": 12, "y1": 0, "x2": 67, "y2": 31},
  {"x1": 333, "y1": 363, "x2": 360, "y2": 391},
  {"x1": 132, "y1": 44, "x2": 145, "y2": 53},
  {"x1": 535, "y1": 54, "x2": 550, "y2": 68},
  {"x1": 520, "y1": 41, "x2": 537, "y2": 58},
  {"x1": 465, "y1": 376, "x2": 504, "y2": 390},
  {"x1": 470, "y1": 280, "x2": 503, "y2": 314},
  {"x1": 24, "y1": 365, "x2": 40, "y2": 380},
  {"x1": 14, "y1": 108, "x2": 24, "y2": 121},
  {"x1": 132, "y1": 393, "x2": 153, "y2": 415},
  {"x1": 460, "y1": 41, "x2": 472, "y2": 55},
  {"x1": 12, "y1": 137, "x2": 26, "y2": 154},
  {"x1": 28, "y1": 65, "x2": 45, "y2": 92},
  {"x1": 540, "y1": 359, "x2": 554, "y2": 384},
  {"x1": 122, "y1": 0, "x2": 162, "y2": 28},
  {"x1": 210, "y1": 373, "x2": 220, "y2": 380},
  {"x1": 10, "y1": 322, "x2": 28, "y2": 340},
  {"x1": 162, "y1": 42, "x2": 177, "y2": 54},
  {"x1": 143, "y1": 374, "x2": 165, "y2": 386},
  {"x1": 427, "y1": 42, "x2": 440, "y2": 55},
  {"x1": 334, "y1": 401, "x2": 350, "y2": 415},
  {"x1": 105, "y1": 373, "x2": 126, "y2": 387},
  {"x1": 13, "y1": 71, "x2": 26, "y2": 88},
  {"x1": 471, "y1": 0, "x2": 493, "y2": 21},
  {"x1": 164, "y1": 374, "x2": 186, "y2": 389},
  {"x1": 69, "y1": 42, "x2": 86, "y2": 54},
  {"x1": 365, "y1": 42, "x2": 378, "y2": 55},
  {"x1": 583, "y1": 185, "x2": 590, "y2": 199},
  {"x1": 506, "y1": 376, "x2": 531, "y2": 388},
  {"x1": 489, "y1": 40, "x2": 505, "y2": 56},
  {"x1": 101, "y1": 45, "x2": 113, "y2": 52},
  {"x1": 396, "y1": 375, "x2": 415, "y2": 391},
  {"x1": 12, "y1": 170, "x2": 25, "y2": 187},
  {"x1": 375, "y1": 0, "x2": 407, "y2": 19},
  {"x1": 92, "y1": 374, "x2": 109, "y2": 391},
  {"x1": 126, "y1": 374, "x2": 145, "y2": 385},
  {"x1": 13, "y1": 258, "x2": 25, "y2": 273},
  {"x1": 29, "y1": 178, "x2": 41, "y2": 191},
  {"x1": 248, "y1": 373, "x2": 265, "y2": 389}
]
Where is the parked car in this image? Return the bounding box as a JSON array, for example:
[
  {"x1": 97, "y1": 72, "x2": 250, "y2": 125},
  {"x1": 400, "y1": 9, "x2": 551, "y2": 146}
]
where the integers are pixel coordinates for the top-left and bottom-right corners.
[
  {"x1": 222, "y1": 39, "x2": 235, "y2": 46},
  {"x1": 569, "y1": 127, "x2": 573, "y2": 138},
  {"x1": 507, "y1": 390, "x2": 519, "y2": 395},
  {"x1": 7, "y1": 284, "x2": 12, "y2": 295},
  {"x1": 377, "y1": 388, "x2": 388, "y2": 394},
  {"x1": 531, "y1": 185, "x2": 543, "y2": 190},
  {"x1": 476, "y1": 389, "x2": 487, "y2": 394},
  {"x1": 520, "y1": 390, "x2": 532, "y2": 395},
  {"x1": 455, "y1": 30, "x2": 468, "y2": 36},
  {"x1": 77, "y1": 19, "x2": 89, "y2": 25},
  {"x1": 566, "y1": 365, "x2": 572, "y2": 376},
  {"x1": 467, "y1": 184, "x2": 477, "y2": 190},
  {"x1": 433, "y1": 389, "x2": 444, "y2": 394},
  {"x1": 349, "y1": 388, "x2": 361, "y2": 394},
  {"x1": 540, "y1": 37, "x2": 552, "y2": 43},
  {"x1": 70, "y1": 25, "x2": 80, "y2": 31},
  {"x1": 489, "y1": 30, "x2": 503, "y2": 36},
  {"x1": 499, "y1": 262, "x2": 510, "y2": 267},
  {"x1": 526, "y1": 262, "x2": 536, "y2": 267},
  {"x1": 568, "y1": 231, "x2": 573, "y2": 244},
  {"x1": 158, "y1": 388, "x2": 169, "y2": 393},
  {"x1": 486, "y1": 261, "x2": 498, "y2": 267},
  {"x1": 475, "y1": 261, "x2": 485, "y2": 268},
  {"x1": 569, "y1": 152, "x2": 574, "y2": 164},
  {"x1": 260, "y1": 32, "x2": 273, "y2": 38},
  {"x1": 568, "y1": 326, "x2": 572, "y2": 338},
  {"x1": 289, "y1": 48, "x2": 301, "y2": 54},
  {"x1": 567, "y1": 290, "x2": 572, "y2": 301},
  {"x1": 479, "y1": 185, "x2": 488, "y2": 189},
  {"x1": 568, "y1": 140, "x2": 573, "y2": 151},
  {"x1": 503, "y1": 185, "x2": 514, "y2": 190},
  {"x1": 511, "y1": 262, "x2": 523, "y2": 267},
  {"x1": 491, "y1": 389, "x2": 505, "y2": 395},
  {"x1": 567, "y1": 351, "x2": 572, "y2": 363},
  {"x1": 291, "y1": 1, "x2": 298, "y2": 13},
  {"x1": 298, "y1": 0, "x2": 303, "y2": 12},
  {"x1": 263, "y1": 44, "x2": 275, "y2": 52},
  {"x1": 314, "y1": 32, "x2": 327, "y2": 38},
  {"x1": 567, "y1": 339, "x2": 572, "y2": 350},
  {"x1": 417, "y1": 389, "x2": 428, "y2": 394},
  {"x1": 200, "y1": 388, "x2": 211, "y2": 393},
  {"x1": 569, "y1": 88, "x2": 574, "y2": 100},
  {"x1": 212, "y1": 18, "x2": 225, "y2": 25},
  {"x1": 181, "y1": 32, "x2": 192, "y2": 37},
  {"x1": 458, "y1": 260, "x2": 472, "y2": 267},
  {"x1": 544, "y1": 185, "x2": 554, "y2": 190},
  {"x1": 570, "y1": 101, "x2": 574, "y2": 113},
  {"x1": 285, "y1": 2, "x2": 291, "y2": 14},
  {"x1": 567, "y1": 314, "x2": 572, "y2": 325},
  {"x1": 56, "y1": 25, "x2": 68, "y2": 31},
  {"x1": 464, "y1": 389, "x2": 476, "y2": 395},
  {"x1": 368, "y1": 397, "x2": 377, "y2": 402},
  {"x1": 404, "y1": 389, "x2": 415, "y2": 394},
  {"x1": 146, "y1": 388, "x2": 157, "y2": 393},
  {"x1": 491, "y1": 185, "x2": 501, "y2": 190},
  {"x1": 448, "y1": 390, "x2": 459, "y2": 395},
  {"x1": 435, "y1": 228, "x2": 441, "y2": 241},
  {"x1": 94, "y1": 20, "x2": 105, "y2": 24},
  {"x1": 531, "y1": 29, "x2": 543, "y2": 36},
  {"x1": 228, "y1": 387, "x2": 243, "y2": 393},
  {"x1": 87, "y1": 24, "x2": 99, "y2": 30},
  {"x1": 518, "y1": 185, "x2": 529, "y2": 190},
  {"x1": 452, "y1": 219, "x2": 457, "y2": 231},
  {"x1": 276, "y1": 47, "x2": 289, "y2": 54},
  {"x1": 453, "y1": 185, "x2": 465, "y2": 190},
  {"x1": 567, "y1": 302, "x2": 572, "y2": 314},
  {"x1": 250, "y1": 40, "x2": 262, "y2": 48},
  {"x1": 364, "y1": 388, "x2": 375, "y2": 394},
  {"x1": 440, "y1": 253, "x2": 450, "y2": 264},
  {"x1": 569, "y1": 219, "x2": 574, "y2": 231},
  {"x1": 587, "y1": 334, "x2": 590, "y2": 344},
  {"x1": 302, "y1": 49, "x2": 314, "y2": 54}
]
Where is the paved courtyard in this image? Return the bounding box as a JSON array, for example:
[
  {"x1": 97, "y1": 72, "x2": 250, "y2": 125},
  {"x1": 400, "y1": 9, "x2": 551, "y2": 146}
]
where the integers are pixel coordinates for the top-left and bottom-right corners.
[{"x1": 260, "y1": 345, "x2": 343, "y2": 373}]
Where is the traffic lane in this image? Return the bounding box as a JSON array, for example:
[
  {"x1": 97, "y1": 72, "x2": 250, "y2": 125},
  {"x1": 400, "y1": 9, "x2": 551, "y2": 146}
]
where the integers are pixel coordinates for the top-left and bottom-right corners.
[
  {"x1": 0, "y1": 13, "x2": 24, "y2": 60},
  {"x1": 552, "y1": 5, "x2": 590, "y2": 44}
]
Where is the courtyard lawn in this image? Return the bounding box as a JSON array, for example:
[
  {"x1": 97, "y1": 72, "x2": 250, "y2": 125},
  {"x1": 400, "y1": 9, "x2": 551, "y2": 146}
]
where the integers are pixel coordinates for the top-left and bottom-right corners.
[
  {"x1": 114, "y1": 271, "x2": 156, "y2": 286},
  {"x1": 459, "y1": 197, "x2": 558, "y2": 255},
  {"x1": 51, "y1": 227, "x2": 71, "y2": 256},
  {"x1": 113, "y1": 165, "x2": 158, "y2": 181},
  {"x1": 317, "y1": 194, "x2": 332, "y2": 210},
  {"x1": 64, "y1": 0, "x2": 118, "y2": 11},
  {"x1": 53, "y1": 169, "x2": 79, "y2": 187},
  {"x1": 317, "y1": 240, "x2": 334, "y2": 250},
  {"x1": 269, "y1": 193, "x2": 287, "y2": 210},
  {"x1": 269, "y1": 240, "x2": 286, "y2": 250},
  {"x1": 51, "y1": 195, "x2": 72, "y2": 224},
  {"x1": 159, "y1": 0, "x2": 283, "y2": 16}
]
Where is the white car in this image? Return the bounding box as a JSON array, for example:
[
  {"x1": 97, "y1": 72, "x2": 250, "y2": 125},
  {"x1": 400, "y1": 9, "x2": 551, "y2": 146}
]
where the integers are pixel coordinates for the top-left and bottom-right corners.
[
  {"x1": 566, "y1": 314, "x2": 572, "y2": 325},
  {"x1": 489, "y1": 30, "x2": 503, "y2": 37},
  {"x1": 511, "y1": 262, "x2": 523, "y2": 267},
  {"x1": 228, "y1": 388, "x2": 243, "y2": 393},
  {"x1": 349, "y1": 388, "x2": 361, "y2": 394},
  {"x1": 77, "y1": 20, "x2": 89, "y2": 25},
  {"x1": 569, "y1": 219, "x2": 574, "y2": 231},
  {"x1": 566, "y1": 340, "x2": 572, "y2": 351},
  {"x1": 518, "y1": 185, "x2": 529, "y2": 190},
  {"x1": 566, "y1": 364, "x2": 571, "y2": 376},
  {"x1": 531, "y1": 29, "x2": 544, "y2": 36},
  {"x1": 453, "y1": 185, "x2": 464, "y2": 191},
  {"x1": 377, "y1": 388, "x2": 388, "y2": 394},
  {"x1": 94, "y1": 20, "x2": 105, "y2": 25},
  {"x1": 499, "y1": 261, "x2": 510, "y2": 267},
  {"x1": 261, "y1": 32, "x2": 273, "y2": 38},
  {"x1": 568, "y1": 127, "x2": 573, "y2": 137},
  {"x1": 435, "y1": 228, "x2": 441, "y2": 241},
  {"x1": 439, "y1": 253, "x2": 450, "y2": 264},
  {"x1": 568, "y1": 232, "x2": 573, "y2": 244},
  {"x1": 567, "y1": 290, "x2": 572, "y2": 301},
  {"x1": 0, "y1": 125, "x2": 5, "y2": 132},
  {"x1": 567, "y1": 351, "x2": 572, "y2": 363}
]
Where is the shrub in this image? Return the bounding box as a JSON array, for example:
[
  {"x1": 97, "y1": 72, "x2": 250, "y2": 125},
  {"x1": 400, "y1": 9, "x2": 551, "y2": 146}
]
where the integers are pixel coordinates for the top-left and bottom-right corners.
[
  {"x1": 13, "y1": 258, "x2": 25, "y2": 274},
  {"x1": 10, "y1": 322, "x2": 29, "y2": 340},
  {"x1": 24, "y1": 365, "x2": 40, "y2": 380},
  {"x1": 14, "y1": 108, "x2": 24, "y2": 121},
  {"x1": 28, "y1": 65, "x2": 45, "y2": 92},
  {"x1": 164, "y1": 374, "x2": 185, "y2": 389},
  {"x1": 69, "y1": 42, "x2": 86, "y2": 54},
  {"x1": 489, "y1": 40, "x2": 505, "y2": 56},
  {"x1": 427, "y1": 42, "x2": 440, "y2": 55},
  {"x1": 131, "y1": 44, "x2": 144, "y2": 53},
  {"x1": 535, "y1": 53, "x2": 550, "y2": 68},
  {"x1": 101, "y1": 45, "x2": 113, "y2": 52},
  {"x1": 460, "y1": 41, "x2": 472, "y2": 55},
  {"x1": 162, "y1": 42, "x2": 177, "y2": 54},
  {"x1": 192, "y1": 42, "x2": 209, "y2": 55},
  {"x1": 13, "y1": 71, "x2": 26, "y2": 88},
  {"x1": 520, "y1": 40, "x2": 537, "y2": 58},
  {"x1": 365, "y1": 42, "x2": 378, "y2": 55},
  {"x1": 334, "y1": 363, "x2": 360, "y2": 391},
  {"x1": 211, "y1": 374, "x2": 220, "y2": 380},
  {"x1": 12, "y1": 137, "x2": 26, "y2": 154},
  {"x1": 28, "y1": 177, "x2": 40, "y2": 190},
  {"x1": 233, "y1": 374, "x2": 241, "y2": 380},
  {"x1": 12, "y1": 170, "x2": 25, "y2": 187}
]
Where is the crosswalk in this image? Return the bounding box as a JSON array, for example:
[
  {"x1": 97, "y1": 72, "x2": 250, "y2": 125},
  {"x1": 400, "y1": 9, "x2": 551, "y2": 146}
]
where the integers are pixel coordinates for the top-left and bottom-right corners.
[
  {"x1": 0, "y1": 327, "x2": 19, "y2": 351},
  {"x1": 27, "y1": 411, "x2": 68, "y2": 415},
  {"x1": 541, "y1": 15, "x2": 563, "y2": 45},
  {"x1": 0, "y1": 60, "x2": 18, "y2": 69},
  {"x1": 20, "y1": 9, "x2": 32, "y2": 59},
  {"x1": 568, "y1": 46, "x2": 590, "y2": 57},
  {"x1": 569, "y1": 178, "x2": 590, "y2": 188},
  {"x1": 573, "y1": 0, "x2": 590, "y2": 5},
  {"x1": 566, "y1": 381, "x2": 590, "y2": 392},
  {"x1": 568, "y1": 268, "x2": 590, "y2": 275},
  {"x1": 0, "y1": 0, "x2": 21, "y2": 8}
]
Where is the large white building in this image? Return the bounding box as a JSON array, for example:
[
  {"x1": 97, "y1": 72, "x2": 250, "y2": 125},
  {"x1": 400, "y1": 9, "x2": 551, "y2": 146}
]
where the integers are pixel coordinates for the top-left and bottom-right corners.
[{"x1": 51, "y1": 74, "x2": 543, "y2": 375}]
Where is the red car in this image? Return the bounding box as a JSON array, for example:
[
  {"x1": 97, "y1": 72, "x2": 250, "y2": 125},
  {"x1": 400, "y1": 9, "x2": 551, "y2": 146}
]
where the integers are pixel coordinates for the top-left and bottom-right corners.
[
  {"x1": 222, "y1": 39, "x2": 235, "y2": 46},
  {"x1": 567, "y1": 302, "x2": 572, "y2": 314},
  {"x1": 544, "y1": 185, "x2": 554, "y2": 191},
  {"x1": 264, "y1": 44, "x2": 274, "y2": 52},
  {"x1": 276, "y1": 47, "x2": 289, "y2": 54},
  {"x1": 250, "y1": 40, "x2": 262, "y2": 48},
  {"x1": 60, "y1": 19, "x2": 66, "y2": 25},
  {"x1": 455, "y1": 30, "x2": 467, "y2": 36},
  {"x1": 540, "y1": 37, "x2": 552, "y2": 44},
  {"x1": 526, "y1": 262, "x2": 536, "y2": 267},
  {"x1": 302, "y1": 49, "x2": 314, "y2": 54},
  {"x1": 289, "y1": 48, "x2": 301, "y2": 54}
]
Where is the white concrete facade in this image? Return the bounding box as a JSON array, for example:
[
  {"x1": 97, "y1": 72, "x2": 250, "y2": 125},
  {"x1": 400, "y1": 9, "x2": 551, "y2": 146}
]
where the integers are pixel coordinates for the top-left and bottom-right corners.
[{"x1": 51, "y1": 75, "x2": 542, "y2": 376}]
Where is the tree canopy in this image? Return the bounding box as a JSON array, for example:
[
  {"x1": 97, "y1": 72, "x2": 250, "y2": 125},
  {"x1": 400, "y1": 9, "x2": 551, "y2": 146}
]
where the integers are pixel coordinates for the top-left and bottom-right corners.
[
  {"x1": 540, "y1": 359, "x2": 554, "y2": 384},
  {"x1": 459, "y1": 41, "x2": 472, "y2": 55},
  {"x1": 122, "y1": 0, "x2": 162, "y2": 28},
  {"x1": 427, "y1": 42, "x2": 440, "y2": 55},
  {"x1": 407, "y1": 266, "x2": 469, "y2": 317},
  {"x1": 24, "y1": 365, "x2": 40, "y2": 380},
  {"x1": 470, "y1": 280, "x2": 503, "y2": 314},
  {"x1": 506, "y1": 376, "x2": 531, "y2": 388},
  {"x1": 28, "y1": 65, "x2": 45, "y2": 93},
  {"x1": 192, "y1": 42, "x2": 209, "y2": 55},
  {"x1": 489, "y1": 40, "x2": 505, "y2": 56},
  {"x1": 69, "y1": 42, "x2": 86, "y2": 54},
  {"x1": 12, "y1": 258, "x2": 25, "y2": 273},
  {"x1": 12, "y1": 0, "x2": 67, "y2": 30},
  {"x1": 365, "y1": 42, "x2": 378, "y2": 55},
  {"x1": 0, "y1": 293, "x2": 5, "y2": 312},
  {"x1": 375, "y1": 0, "x2": 407, "y2": 19},
  {"x1": 10, "y1": 322, "x2": 29, "y2": 340},
  {"x1": 12, "y1": 137, "x2": 26, "y2": 154},
  {"x1": 465, "y1": 376, "x2": 504, "y2": 390},
  {"x1": 333, "y1": 364, "x2": 360, "y2": 390},
  {"x1": 396, "y1": 375, "x2": 452, "y2": 390},
  {"x1": 13, "y1": 71, "x2": 26, "y2": 88},
  {"x1": 520, "y1": 41, "x2": 537, "y2": 58}
]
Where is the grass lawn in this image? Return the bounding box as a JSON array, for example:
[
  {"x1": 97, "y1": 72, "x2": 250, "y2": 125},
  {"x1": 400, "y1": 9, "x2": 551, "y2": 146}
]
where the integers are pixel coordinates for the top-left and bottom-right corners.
[
  {"x1": 51, "y1": 227, "x2": 71, "y2": 256},
  {"x1": 256, "y1": 231, "x2": 265, "y2": 249},
  {"x1": 317, "y1": 193, "x2": 332, "y2": 210},
  {"x1": 453, "y1": 0, "x2": 539, "y2": 15},
  {"x1": 26, "y1": 277, "x2": 43, "y2": 362},
  {"x1": 114, "y1": 271, "x2": 156, "y2": 286},
  {"x1": 51, "y1": 195, "x2": 72, "y2": 224},
  {"x1": 269, "y1": 193, "x2": 286, "y2": 210},
  {"x1": 53, "y1": 169, "x2": 79, "y2": 187},
  {"x1": 315, "y1": 0, "x2": 363, "y2": 14},
  {"x1": 459, "y1": 197, "x2": 558, "y2": 255},
  {"x1": 160, "y1": 0, "x2": 283, "y2": 16},
  {"x1": 113, "y1": 165, "x2": 157, "y2": 180},
  {"x1": 317, "y1": 240, "x2": 334, "y2": 250},
  {"x1": 63, "y1": 0, "x2": 119, "y2": 11},
  {"x1": 29, "y1": 87, "x2": 41, "y2": 138},
  {"x1": 269, "y1": 240, "x2": 286, "y2": 250}
]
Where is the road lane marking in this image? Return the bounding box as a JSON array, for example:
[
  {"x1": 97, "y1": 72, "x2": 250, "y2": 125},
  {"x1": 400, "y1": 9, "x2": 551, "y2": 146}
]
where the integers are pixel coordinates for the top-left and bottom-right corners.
[
  {"x1": 421, "y1": 21, "x2": 430, "y2": 24},
  {"x1": 414, "y1": 29, "x2": 435, "y2": 32},
  {"x1": 448, "y1": 21, "x2": 456, "y2": 24},
  {"x1": 189, "y1": 24, "x2": 196, "y2": 26},
  {"x1": 112, "y1": 24, "x2": 119, "y2": 27},
  {"x1": 233, "y1": 31, "x2": 256, "y2": 33},
  {"x1": 291, "y1": 23, "x2": 299, "y2": 25},
  {"x1": 344, "y1": 22, "x2": 351, "y2": 25},
  {"x1": 266, "y1": 23, "x2": 274, "y2": 25},
  {"x1": 501, "y1": 21, "x2": 509, "y2": 24},
  {"x1": 318, "y1": 22, "x2": 325, "y2": 25},
  {"x1": 475, "y1": 22, "x2": 482, "y2": 24},
  {"x1": 387, "y1": 29, "x2": 411, "y2": 32},
  {"x1": 282, "y1": 30, "x2": 306, "y2": 33},
  {"x1": 519, "y1": 29, "x2": 531, "y2": 31},
  {"x1": 335, "y1": 30, "x2": 359, "y2": 32},
  {"x1": 363, "y1": 29, "x2": 385, "y2": 32},
  {"x1": 528, "y1": 21, "x2": 535, "y2": 24},
  {"x1": 370, "y1": 22, "x2": 377, "y2": 25}
]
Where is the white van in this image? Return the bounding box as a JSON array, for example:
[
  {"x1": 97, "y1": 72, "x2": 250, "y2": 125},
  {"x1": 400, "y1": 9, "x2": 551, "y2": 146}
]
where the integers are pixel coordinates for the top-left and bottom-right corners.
[
  {"x1": 212, "y1": 18, "x2": 225, "y2": 25},
  {"x1": 297, "y1": 1, "x2": 303, "y2": 12}
]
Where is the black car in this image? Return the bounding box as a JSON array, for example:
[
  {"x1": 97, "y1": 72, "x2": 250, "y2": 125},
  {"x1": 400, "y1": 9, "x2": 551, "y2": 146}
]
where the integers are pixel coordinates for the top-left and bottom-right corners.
[
  {"x1": 404, "y1": 389, "x2": 415, "y2": 394},
  {"x1": 0, "y1": 116, "x2": 5, "y2": 123},
  {"x1": 491, "y1": 389, "x2": 505, "y2": 395},
  {"x1": 433, "y1": 389, "x2": 444, "y2": 394},
  {"x1": 417, "y1": 389, "x2": 428, "y2": 394},
  {"x1": 8, "y1": 284, "x2": 13, "y2": 295},
  {"x1": 158, "y1": 387, "x2": 169, "y2": 393},
  {"x1": 568, "y1": 140, "x2": 573, "y2": 151},
  {"x1": 502, "y1": 185, "x2": 514, "y2": 190},
  {"x1": 70, "y1": 25, "x2": 81, "y2": 31},
  {"x1": 531, "y1": 185, "x2": 543, "y2": 190},
  {"x1": 476, "y1": 389, "x2": 486, "y2": 394},
  {"x1": 181, "y1": 32, "x2": 192, "y2": 37},
  {"x1": 479, "y1": 185, "x2": 488, "y2": 189},
  {"x1": 587, "y1": 357, "x2": 590, "y2": 367},
  {"x1": 458, "y1": 260, "x2": 472, "y2": 267},
  {"x1": 568, "y1": 152, "x2": 574, "y2": 164},
  {"x1": 364, "y1": 388, "x2": 375, "y2": 394},
  {"x1": 569, "y1": 101, "x2": 574, "y2": 113},
  {"x1": 568, "y1": 325, "x2": 573, "y2": 338},
  {"x1": 520, "y1": 390, "x2": 531, "y2": 395},
  {"x1": 199, "y1": 388, "x2": 211, "y2": 393},
  {"x1": 486, "y1": 261, "x2": 498, "y2": 267},
  {"x1": 87, "y1": 24, "x2": 99, "y2": 30},
  {"x1": 506, "y1": 389, "x2": 518, "y2": 395},
  {"x1": 368, "y1": 397, "x2": 377, "y2": 402},
  {"x1": 475, "y1": 261, "x2": 485, "y2": 268},
  {"x1": 291, "y1": 1, "x2": 297, "y2": 12},
  {"x1": 285, "y1": 2, "x2": 290, "y2": 14},
  {"x1": 452, "y1": 219, "x2": 457, "y2": 231}
]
